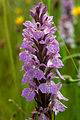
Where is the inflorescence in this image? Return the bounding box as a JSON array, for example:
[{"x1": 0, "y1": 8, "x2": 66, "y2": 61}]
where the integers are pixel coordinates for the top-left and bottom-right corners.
[
  {"x1": 19, "y1": 2, "x2": 68, "y2": 120},
  {"x1": 59, "y1": 0, "x2": 75, "y2": 48}
]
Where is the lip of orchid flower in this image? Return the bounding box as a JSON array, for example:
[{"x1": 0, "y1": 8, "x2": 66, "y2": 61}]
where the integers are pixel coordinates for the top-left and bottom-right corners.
[
  {"x1": 19, "y1": 2, "x2": 68, "y2": 119},
  {"x1": 32, "y1": 107, "x2": 49, "y2": 120},
  {"x1": 39, "y1": 81, "x2": 57, "y2": 94},
  {"x1": 21, "y1": 88, "x2": 36, "y2": 101}
]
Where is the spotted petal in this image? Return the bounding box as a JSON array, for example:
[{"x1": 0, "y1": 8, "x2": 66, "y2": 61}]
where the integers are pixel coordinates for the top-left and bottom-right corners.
[
  {"x1": 39, "y1": 82, "x2": 57, "y2": 94},
  {"x1": 21, "y1": 88, "x2": 35, "y2": 101}
]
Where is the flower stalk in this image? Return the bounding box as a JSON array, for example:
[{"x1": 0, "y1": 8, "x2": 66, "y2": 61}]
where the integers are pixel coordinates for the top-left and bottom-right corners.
[{"x1": 54, "y1": 112, "x2": 55, "y2": 120}]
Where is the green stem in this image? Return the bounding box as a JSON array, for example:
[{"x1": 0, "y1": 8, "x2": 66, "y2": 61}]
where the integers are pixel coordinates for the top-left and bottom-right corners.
[
  {"x1": 2, "y1": 0, "x2": 17, "y2": 90},
  {"x1": 54, "y1": 112, "x2": 55, "y2": 120},
  {"x1": 48, "y1": 0, "x2": 51, "y2": 15},
  {"x1": 8, "y1": 99, "x2": 28, "y2": 118},
  {"x1": 62, "y1": 53, "x2": 80, "y2": 62}
]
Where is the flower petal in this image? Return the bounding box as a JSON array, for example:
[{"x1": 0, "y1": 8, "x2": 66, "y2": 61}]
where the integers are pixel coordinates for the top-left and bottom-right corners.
[
  {"x1": 39, "y1": 82, "x2": 57, "y2": 94},
  {"x1": 57, "y1": 91, "x2": 68, "y2": 101},
  {"x1": 21, "y1": 88, "x2": 35, "y2": 101}
]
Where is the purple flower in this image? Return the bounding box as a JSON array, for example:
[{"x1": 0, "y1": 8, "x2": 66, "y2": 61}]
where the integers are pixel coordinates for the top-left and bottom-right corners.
[
  {"x1": 28, "y1": 79, "x2": 36, "y2": 88},
  {"x1": 33, "y1": 30, "x2": 44, "y2": 40},
  {"x1": 59, "y1": 0, "x2": 75, "y2": 48},
  {"x1": 22, "y1": 72, "x2": 28, "y2": 85},
  {"x1": 19, "y1": 2, "x2": 68, "y2": 119},
  {"x1": 57, "y1": 91, "x2": 68, "y2": 101},
  {"x1": 21, "y1": 88, "x2": 35, "y2": 101},
  {"x1": 62, "y1": 0, "x2": 73, "y2": 20},
  {"x1": 39, "y1": 81, "x2": 57, "y2": 94},
  {"x1": 53, "y1": 100, "x2": 67, "y2": 115},
  {"x1": 28, "y1": 67, "x2": 45, "y2": 80},
  {"x1": 49, "y1": 82, "x2": 68, "y2": 115},
  {"x1": 56, "y1": 69, "x2": 65, "y2": 80},
  {"x1": 47, "y1": 57, "x2": 63, "y2": 69},
  {"x1": 30, "y1": 10, "x2": 35, "y2": 18},
  {"x1": 38, "y1": 113, "x2": 49, "y2": 120},
  {"x1": 46, "y1": 43, "x2": 59, "y2": 55}
]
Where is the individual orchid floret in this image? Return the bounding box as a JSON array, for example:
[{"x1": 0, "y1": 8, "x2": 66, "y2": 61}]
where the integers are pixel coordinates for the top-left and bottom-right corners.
[
  {"x1": 19, "y1": 2, "x2": 68, "y2": 120},
  {"x1": 53, "y1": 99, "x2": 67, "y2": 115},
  {"x1": 39, "y1": 81, "x2": 57, "y2": 94},
  {"x1": 21, "y1": 88, "x2": 35, "y2": 101}
]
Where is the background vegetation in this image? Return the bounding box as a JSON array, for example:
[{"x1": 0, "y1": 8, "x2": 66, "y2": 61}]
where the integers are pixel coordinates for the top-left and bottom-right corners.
[{"x1": 0, "y1": 0, "x2": 80, "y2": 119}]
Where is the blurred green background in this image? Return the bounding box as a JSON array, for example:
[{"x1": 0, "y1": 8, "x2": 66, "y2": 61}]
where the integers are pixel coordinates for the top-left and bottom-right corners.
[{"x1": 0, "y1": 0, "x2": 80, "y2": 119}]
